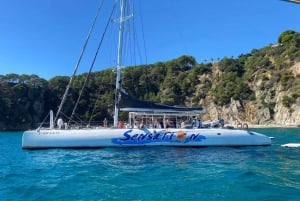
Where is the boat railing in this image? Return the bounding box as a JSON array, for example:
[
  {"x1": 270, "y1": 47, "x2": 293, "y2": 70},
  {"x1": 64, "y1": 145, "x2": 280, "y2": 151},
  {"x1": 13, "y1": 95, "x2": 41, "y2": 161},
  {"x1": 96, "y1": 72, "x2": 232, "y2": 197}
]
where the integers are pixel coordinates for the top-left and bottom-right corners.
[
  {"x1": 37, "y1": 120, "x2": 109, "y2": 130},
  {"x1": 36, "y1": 118, "x2": 227, "y2": 130}
]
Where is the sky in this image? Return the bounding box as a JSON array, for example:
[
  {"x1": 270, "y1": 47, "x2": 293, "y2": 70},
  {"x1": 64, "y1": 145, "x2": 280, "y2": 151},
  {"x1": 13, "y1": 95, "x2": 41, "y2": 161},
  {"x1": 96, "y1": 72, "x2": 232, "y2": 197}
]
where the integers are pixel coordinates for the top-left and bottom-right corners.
[{"x1": 0, "y1": 0, "x2": 300, "y2": 80}]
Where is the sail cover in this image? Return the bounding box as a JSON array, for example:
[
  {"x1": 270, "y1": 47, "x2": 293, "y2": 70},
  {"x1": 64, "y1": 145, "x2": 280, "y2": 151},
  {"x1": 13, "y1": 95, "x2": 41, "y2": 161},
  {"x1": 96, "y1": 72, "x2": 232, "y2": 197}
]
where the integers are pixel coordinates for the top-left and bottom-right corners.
[{"x1": 119, "y1": 90, "x2": 205, "y2": 114}]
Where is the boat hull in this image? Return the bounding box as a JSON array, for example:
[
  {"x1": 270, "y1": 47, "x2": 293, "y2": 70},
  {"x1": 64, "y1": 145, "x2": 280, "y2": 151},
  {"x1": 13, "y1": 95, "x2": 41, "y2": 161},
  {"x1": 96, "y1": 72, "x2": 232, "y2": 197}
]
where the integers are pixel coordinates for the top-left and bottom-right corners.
[{"x1": 22, "y1": 128, "x2": 271, "y2": 149}]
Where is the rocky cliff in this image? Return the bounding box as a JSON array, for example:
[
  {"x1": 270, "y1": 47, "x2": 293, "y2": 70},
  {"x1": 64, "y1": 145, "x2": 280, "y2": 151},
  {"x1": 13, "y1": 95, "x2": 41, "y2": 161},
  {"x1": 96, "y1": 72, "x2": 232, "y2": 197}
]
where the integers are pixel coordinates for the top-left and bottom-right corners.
[{"x1": 199, "y1": 61, "x2": 300, "y2": 127}]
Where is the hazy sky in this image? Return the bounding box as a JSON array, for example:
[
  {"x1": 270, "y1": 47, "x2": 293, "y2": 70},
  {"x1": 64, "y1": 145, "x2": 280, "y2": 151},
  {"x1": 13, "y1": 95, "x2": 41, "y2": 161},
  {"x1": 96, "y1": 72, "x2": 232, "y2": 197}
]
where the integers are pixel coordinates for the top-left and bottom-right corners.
[{"x1": 1, "y1": 0, "x2": 300, "y2": 79}]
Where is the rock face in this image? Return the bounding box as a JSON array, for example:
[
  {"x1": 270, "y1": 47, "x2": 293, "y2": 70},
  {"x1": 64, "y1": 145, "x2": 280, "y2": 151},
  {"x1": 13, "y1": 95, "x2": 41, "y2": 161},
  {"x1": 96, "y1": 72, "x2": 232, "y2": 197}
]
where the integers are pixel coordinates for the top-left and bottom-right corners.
[
  {"x1": 274, "y1": 102, "x2": 300, "y2": 126},
  {"x1": 201, "y1": 97, "x2": 300, "y2": 127},
  {"x1": 199, "y1": 61, "x2": 300, "y2": 127}
]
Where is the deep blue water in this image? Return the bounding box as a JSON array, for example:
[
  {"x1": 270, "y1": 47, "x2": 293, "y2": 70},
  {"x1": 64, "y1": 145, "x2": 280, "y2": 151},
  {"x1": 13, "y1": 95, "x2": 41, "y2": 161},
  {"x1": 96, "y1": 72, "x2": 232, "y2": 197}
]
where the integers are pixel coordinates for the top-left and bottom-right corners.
[{"x1": 1, "y1": 128, "x2": 300, "y2": 201}]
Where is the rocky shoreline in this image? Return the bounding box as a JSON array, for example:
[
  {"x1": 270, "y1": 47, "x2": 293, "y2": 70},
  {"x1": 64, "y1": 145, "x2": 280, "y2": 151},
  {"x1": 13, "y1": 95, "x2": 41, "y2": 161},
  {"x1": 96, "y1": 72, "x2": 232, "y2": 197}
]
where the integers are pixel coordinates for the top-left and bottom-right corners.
[{"x1": 225, "y1": 123, "x2": 300, "y2": 129}]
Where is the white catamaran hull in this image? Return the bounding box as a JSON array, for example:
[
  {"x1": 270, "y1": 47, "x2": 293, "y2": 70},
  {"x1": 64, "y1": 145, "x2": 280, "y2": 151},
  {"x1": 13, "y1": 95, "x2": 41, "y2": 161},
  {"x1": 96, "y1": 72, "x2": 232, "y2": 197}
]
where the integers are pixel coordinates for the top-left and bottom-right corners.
[{"x1": 22, "y1": 128, "x2": 271, "y2": 149}]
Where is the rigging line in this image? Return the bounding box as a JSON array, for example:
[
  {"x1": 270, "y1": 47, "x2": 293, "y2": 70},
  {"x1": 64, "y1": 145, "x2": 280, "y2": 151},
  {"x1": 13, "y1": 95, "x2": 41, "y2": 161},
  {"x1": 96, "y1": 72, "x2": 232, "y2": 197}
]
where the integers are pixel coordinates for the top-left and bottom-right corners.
[
  {"x1": 72, "y1": 113, "x2": 84, "y2": 124},
  {"x1": 130, "y1": 12, "x2": 140, "y2": 67},
  {"x1": 37, "y1": 111, "x2": 50, "y2": 130},
  {"x1": 134, "y1": 0, "x2": 148, "y2": 65},
  {"x1": 127, "y1": 1, "x2": 135, "y2": 66},
  {"x1": 54, "y1": 0, "x2": 105, "y2": 123},
  {"x1": 129, "y1": 7, "x2": 150, "y2": 96},
  {"x1": 127, "y1": 0, "x2": 134, "y2": 60},
  {"x1": 88, "y1": 87, "x2": 102, "y2": 124},
  {"x1": 87, "y1": 72, "x2": 110, "y2": 124},
  {"x1": 69, "y1": 2, "x2": 118, "y2": 124},
  {"x1": 139, "y1": 2, "x2": 148, "y2": 65},
  {"x1": 120, "y1": 20, "x2": 131, "y2": 87},
  {"x1": 125, "y1": 0, "x2": 146, "y2": 67}
]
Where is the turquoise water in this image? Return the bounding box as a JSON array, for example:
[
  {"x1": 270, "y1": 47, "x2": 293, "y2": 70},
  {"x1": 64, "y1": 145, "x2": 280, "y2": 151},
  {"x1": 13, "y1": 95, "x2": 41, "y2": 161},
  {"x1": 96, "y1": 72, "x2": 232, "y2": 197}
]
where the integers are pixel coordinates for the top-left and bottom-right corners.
[{"x1": 1, "y1": 128, "x2": 300, "y2": 201}]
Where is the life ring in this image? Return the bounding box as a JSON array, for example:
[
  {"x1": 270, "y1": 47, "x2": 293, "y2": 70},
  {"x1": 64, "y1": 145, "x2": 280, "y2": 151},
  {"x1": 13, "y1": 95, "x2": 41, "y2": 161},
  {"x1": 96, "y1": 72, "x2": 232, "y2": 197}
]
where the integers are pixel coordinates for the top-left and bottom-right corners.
[{"x1": 243, "y1": 123, "x2": 248, "y2": 129}]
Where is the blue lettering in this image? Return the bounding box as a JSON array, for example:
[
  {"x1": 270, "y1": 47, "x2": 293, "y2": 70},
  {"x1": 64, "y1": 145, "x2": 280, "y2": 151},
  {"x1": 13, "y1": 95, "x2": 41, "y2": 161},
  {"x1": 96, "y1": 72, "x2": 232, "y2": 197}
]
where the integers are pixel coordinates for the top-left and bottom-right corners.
[
  {"x1": 113, "y1": 130, "x2": 207, "y2": 145},
  {"x1": 197, "y1": 135, "x2": 206, "y2": 141},
  {"x1": 162, "y1": 133, "x2": 167, "y2": 140},
  {"x1": 147, "y1": 133, "x2": 153, "y2": 140},
  {"x1": 119, "y1": 131, "x2": 131, "y2": 141},
  {"x1": 138, "y1": 133, "x2": 147, "y2": 140},
  {"x1": 153, "y1": 133, "x2": 160, "y2": 140},
  {"x1": 190, "y1": 134, "x2": 199, "y2": 140},
  {"x1": 131, "y1": 134, "x2": 138, "y2": 140},
  {"x1": 170, "y1": 133, "x2": 175, "y2": 140}
]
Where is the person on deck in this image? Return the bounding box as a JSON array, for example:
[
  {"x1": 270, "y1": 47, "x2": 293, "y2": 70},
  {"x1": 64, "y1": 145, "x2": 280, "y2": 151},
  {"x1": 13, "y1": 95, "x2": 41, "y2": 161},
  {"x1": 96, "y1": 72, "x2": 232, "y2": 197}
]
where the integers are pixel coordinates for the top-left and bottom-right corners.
[
  {"x1": 57, "y1": 117, "x2": 64, "y2": 130},
  {"x1": 155, "y1": 120, "x2": 161, "y2": 128},
  {"x1": 133, "y1": 121, "x2": 139, "y2": 128},
  {"x1": 103, "y1": 118, "x2": 108, "y2": 128},
  {"x1": 118, "y1": 121, "x2": 124, "y2": 128},
  {"x1": 195, "y1": 117, "x2": 202, "y2": 128},
  {"x1": 181, "y1": 120, "x2": 185, "y2": 128}
]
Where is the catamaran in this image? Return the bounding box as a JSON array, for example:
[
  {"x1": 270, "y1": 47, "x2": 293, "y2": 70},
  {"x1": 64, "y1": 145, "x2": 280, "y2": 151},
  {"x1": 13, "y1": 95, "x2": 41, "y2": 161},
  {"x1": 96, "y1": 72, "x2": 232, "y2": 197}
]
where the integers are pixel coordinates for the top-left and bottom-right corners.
[{"x1": 22, "y1": 0, "x2": 271, "y2": 149}]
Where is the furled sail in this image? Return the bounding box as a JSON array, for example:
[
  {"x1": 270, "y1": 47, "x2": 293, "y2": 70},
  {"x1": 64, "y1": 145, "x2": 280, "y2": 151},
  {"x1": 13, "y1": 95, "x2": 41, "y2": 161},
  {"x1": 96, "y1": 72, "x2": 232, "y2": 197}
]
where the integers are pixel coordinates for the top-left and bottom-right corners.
[{"x1": 119, "y1": 90, "x2": 205, "y2": 114}]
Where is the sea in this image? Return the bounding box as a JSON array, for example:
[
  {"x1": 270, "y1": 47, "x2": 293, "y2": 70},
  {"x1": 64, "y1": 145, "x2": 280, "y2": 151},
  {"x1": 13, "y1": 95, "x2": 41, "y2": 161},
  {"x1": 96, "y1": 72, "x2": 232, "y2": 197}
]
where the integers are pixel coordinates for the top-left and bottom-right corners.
[{"x1": 0, "y1": 128, "x2": 299, "y2": 201}]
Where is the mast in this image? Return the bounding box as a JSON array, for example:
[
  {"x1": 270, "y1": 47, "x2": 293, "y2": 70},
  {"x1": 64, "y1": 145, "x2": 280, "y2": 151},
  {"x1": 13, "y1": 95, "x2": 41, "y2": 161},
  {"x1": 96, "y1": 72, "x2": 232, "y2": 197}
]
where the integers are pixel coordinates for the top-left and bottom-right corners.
[{"x1": 114, "y1": 0, "x2": 128, "y2": 127}]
